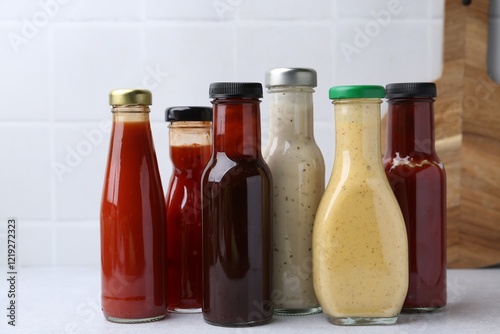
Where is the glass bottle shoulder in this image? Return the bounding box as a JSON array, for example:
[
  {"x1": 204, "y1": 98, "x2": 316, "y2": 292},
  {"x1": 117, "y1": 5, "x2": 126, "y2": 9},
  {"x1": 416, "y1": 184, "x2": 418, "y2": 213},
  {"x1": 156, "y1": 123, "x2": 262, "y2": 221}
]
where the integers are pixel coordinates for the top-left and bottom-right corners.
[
  {"x1": 266, "y1": 137, "x2": 324, "y2": 163},
  {"x1": 203, "y1": 152, "x2": 271, "y2": 184},
  {"x1": 321, "y1": 159, "x2": 398, "y2": 216},
  {"x1": 103, "y1": 120, "x2": 163, "y2": 192},
  {"x1": 315, "y1": 167, "x2": 406, "y2": 241}
]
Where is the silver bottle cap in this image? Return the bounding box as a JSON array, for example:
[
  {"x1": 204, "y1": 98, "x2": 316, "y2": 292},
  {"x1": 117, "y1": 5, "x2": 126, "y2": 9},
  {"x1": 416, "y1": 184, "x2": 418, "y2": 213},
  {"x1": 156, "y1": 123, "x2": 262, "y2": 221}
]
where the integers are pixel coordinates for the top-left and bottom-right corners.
[{"x1": 265, "y1": 67, "x2": 317, "y2": 88}]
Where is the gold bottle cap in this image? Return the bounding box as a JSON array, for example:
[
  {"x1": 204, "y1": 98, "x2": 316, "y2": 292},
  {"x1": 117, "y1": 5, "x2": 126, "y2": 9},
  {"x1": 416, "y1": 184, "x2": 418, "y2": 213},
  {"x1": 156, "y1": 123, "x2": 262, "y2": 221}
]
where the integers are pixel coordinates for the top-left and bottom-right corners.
[{"x1": 109, "y1": 88, "x2": 152, "y2": 106}]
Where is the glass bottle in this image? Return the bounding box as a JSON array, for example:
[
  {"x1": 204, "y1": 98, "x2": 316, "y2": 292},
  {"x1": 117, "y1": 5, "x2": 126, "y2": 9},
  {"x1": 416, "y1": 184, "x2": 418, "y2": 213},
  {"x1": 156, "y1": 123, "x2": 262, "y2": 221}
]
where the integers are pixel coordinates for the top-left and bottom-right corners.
[
  {"x1": 165, "y1": 106, "x2": 212, "y2": 313},
  {"x1": 263, "y1": 68, "x2": 324, "y2": 316},
  {"x1": 100, "y1": 88, "x2": 166, "y2": 323},
  {"x1": 202, "y1": 82, "x2": 273, "y2": 326},
  {"x1": 313, "y1": 85, "x2": 408, "y2": 326},
  {"x1": 383, "y1": 82, "x2": 446, "y2": 312}
]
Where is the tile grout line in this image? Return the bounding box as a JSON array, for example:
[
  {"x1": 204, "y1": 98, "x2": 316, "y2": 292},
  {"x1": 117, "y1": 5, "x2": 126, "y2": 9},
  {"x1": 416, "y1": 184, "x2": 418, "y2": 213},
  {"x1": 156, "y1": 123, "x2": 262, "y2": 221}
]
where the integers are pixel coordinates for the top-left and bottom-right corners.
[
  {"x1": 427, "y1": 0, "x2": 435, "y2": 80},
  {"x1": 48, "y1": 23, "x2": 57, "y2": 266}
]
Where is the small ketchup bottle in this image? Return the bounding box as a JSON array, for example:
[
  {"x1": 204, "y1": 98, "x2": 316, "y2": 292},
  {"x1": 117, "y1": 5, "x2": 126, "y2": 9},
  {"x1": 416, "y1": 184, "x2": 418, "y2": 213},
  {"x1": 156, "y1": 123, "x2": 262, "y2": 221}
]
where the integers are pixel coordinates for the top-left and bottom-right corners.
[{"x1": 164, "y1": 106, "x2": 212, "y2": 313}]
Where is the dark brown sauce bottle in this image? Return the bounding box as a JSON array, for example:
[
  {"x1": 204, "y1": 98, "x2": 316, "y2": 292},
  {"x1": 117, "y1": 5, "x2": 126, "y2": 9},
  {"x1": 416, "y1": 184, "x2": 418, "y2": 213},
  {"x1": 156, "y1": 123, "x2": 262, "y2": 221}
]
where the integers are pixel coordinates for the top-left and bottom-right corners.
[
  {"x1": 202, "y1": 82, "x2": 273, "y2": 326},
  {"x1": 383, "y1": 83, "x2": 447, "y2": 312}
]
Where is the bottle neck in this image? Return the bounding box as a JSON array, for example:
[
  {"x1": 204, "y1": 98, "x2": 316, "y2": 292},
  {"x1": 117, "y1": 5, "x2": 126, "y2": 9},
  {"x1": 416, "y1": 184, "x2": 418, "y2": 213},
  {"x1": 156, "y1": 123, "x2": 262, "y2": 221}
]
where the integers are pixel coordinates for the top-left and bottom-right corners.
[
  {"x1": 334, "y1": 99, "x2": 383, "y2": 168},
  {"x1": 168, "y1": 122, "x2": 212, "y2": 171},
  {"x1": 169, "y1": 122, "x2": 212, "y2": 147},
  {"x1": 108, "y1": 105, "x2": 157, "y2": 170},
  {"x1": 110, "y1": 106, "x2": 154, "y2": 156},
  {"x1": 385, "y1": 98, "x2": 436, "y2": 157},
  {"x1": 268, "y1": 87, "x2": 314, "y2": 138},
  {"x1": 112, "y1": 105, "x2": 151, "y2": 123},
  {"x1": 212, "y1": 98, "x2": 262, "y2": 158}
]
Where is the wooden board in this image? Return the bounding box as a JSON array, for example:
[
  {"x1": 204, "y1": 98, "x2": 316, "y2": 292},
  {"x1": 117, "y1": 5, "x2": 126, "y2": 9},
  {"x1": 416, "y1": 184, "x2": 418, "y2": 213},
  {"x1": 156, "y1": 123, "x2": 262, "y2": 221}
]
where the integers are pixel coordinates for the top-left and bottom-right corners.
[{"x1": 381, "y1": 0, "x2": 500, "y2": 268}]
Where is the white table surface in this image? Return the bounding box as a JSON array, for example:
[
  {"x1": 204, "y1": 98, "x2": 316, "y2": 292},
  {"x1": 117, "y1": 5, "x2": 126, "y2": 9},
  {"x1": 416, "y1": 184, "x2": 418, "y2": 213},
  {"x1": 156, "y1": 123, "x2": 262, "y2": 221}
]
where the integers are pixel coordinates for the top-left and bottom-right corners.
[{"x1": 1, "y1": 267, "x2": 499, "y2": 334}]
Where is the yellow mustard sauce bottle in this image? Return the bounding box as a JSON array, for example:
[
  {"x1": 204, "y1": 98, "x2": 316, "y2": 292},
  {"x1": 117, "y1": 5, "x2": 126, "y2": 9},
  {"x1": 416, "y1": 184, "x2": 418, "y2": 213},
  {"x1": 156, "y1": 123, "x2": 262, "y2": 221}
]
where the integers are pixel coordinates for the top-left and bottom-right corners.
[{"x1": 312, "y1": 85, "x2": 408, "y2": 326}]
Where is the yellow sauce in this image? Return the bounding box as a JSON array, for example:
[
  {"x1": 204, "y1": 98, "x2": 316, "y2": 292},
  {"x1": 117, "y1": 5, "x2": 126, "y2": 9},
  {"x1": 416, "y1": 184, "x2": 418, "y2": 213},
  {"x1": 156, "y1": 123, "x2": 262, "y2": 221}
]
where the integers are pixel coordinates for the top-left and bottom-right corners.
[{"x1": 312, "y1": 99, "x2": 408, "y2": 323}]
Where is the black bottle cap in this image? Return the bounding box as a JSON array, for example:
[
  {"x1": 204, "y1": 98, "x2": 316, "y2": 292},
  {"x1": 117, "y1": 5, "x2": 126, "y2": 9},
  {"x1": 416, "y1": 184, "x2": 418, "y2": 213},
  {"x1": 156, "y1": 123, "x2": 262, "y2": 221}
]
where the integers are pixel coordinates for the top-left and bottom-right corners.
[
  {"x1": 385, "y1": 82, "x2": 437, "y2": 99},
  {"x1": 165, "y1": 106, "x2": 212, "y2": 122},
  {"x1": 209, "y1": 82, "x2": 263, "y2": 99}
]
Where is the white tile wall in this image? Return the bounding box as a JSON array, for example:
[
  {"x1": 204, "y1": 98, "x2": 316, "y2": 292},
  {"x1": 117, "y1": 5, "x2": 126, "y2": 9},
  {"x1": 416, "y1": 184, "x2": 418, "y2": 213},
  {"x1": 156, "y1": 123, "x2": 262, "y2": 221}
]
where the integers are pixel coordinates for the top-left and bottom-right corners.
[
  {"x1": 0, "y1": 220, "x2": 54, "y2": 267},
  {"x1": 1, "y1": 0, "x2": 499, "y2": 266},
  {"x1": 337, "y1": 0, "x2": 430, "y2": 19},
  {"x1": 335, "y1": 20, "x2": 430, "y2": 84},
  {"x1": 236, "y1": 21, "x2": 334, "y2": 121},
  {"x1": 0, "y1": 23, "x2": 50, "y2": 121},
  {"x1": 54, "y1": 0, "x2": 142, "y2": 21},
  {"x1": 52, "y1": 23, "x2": 143, "y2": 121},
  {"x1": 238, "y1": 0, "x2": 333, "y2": 20},
  {"x1": 143, "y1": 22, "x2": 235, "y2": 122},
  {"x1": 144, "y1": 0, "x2": 228, "y2": 21},
  {"x1": 53, "y1": 122, "x2": 110, "y2": 220},
  {"x1": 0, "y1": 1, "x2": 41, "y2": 19},
  {"x1": 54, "y1": 220, "x2": 99, "y2": 265},
  {"x1": 0, "y1": 125, "x2": 51, "y2": 220}
]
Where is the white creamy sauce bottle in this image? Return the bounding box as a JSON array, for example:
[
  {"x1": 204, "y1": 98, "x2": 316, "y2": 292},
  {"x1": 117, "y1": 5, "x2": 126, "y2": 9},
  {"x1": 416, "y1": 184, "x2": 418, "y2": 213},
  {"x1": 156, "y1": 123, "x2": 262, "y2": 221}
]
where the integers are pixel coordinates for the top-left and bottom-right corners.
[{"x1": 263, "y1": 68, "x2": 325, "y2": 316}]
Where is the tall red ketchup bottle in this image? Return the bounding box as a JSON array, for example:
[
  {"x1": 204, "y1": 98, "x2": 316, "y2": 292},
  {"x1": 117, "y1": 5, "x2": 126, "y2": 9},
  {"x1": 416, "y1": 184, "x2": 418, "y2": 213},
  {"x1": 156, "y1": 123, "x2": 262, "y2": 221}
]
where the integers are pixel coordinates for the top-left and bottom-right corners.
[{"x1": 101, "y1": 89, "x2": 166, "y2": 323}]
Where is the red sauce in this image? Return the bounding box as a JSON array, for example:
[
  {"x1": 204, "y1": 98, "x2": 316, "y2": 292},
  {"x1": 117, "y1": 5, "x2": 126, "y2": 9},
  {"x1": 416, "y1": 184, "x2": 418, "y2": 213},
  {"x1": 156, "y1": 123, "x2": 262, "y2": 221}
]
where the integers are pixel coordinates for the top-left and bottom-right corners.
[
  {"x1": 166, "y1": 144, "x2": 211, "y2": 311},
  {"x1": 202, "y1": 98, "x2": 273, "y2": 326},
  {"x1": 383, "y1": 98, "x2": 447, "y2": 310},
  {"x1": 101, "y1": 118, "x2": 166, "y2": 320}
]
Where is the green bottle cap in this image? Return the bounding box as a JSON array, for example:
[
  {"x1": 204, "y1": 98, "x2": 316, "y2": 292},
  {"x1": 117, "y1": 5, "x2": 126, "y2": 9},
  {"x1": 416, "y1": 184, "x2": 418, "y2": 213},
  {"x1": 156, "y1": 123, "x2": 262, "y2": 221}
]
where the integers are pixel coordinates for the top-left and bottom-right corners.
[{"x1": 329, "y1": 85, "x2": 385, "y2": 99}]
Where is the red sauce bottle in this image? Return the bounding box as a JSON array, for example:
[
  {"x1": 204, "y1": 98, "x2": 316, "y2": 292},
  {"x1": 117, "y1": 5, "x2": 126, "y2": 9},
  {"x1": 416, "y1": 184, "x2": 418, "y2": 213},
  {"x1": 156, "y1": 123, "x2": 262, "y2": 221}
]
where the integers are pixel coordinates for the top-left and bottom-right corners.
[
  {"x1": 383, "y1": 83, "x2": 447, "y2": 312},
  {"x1": 164, "y1": 106, "x2": 212, "y2": 313},
  {"x1": 100, "y1": 89, "x2": 166, "y2": 323},
  {"x1": 202, "y1": 82, "x2": 273, "y2": 326}
]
